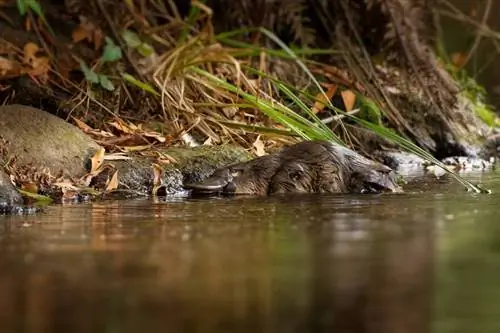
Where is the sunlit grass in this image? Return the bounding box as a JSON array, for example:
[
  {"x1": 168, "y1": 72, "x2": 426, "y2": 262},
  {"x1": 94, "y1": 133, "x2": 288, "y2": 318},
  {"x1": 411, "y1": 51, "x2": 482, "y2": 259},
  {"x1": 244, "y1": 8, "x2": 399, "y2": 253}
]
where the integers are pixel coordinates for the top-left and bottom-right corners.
[{"x1": 119, "y1": 7, "x2": 487, "y2": 193}]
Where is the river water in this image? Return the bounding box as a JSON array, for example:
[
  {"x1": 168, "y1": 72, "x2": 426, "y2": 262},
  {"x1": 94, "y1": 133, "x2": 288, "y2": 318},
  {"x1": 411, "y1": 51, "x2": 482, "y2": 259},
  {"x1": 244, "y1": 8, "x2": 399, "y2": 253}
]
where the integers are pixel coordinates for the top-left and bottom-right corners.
[{"x1": 0, "y1": 171, "x2": 499, "y2": 333}]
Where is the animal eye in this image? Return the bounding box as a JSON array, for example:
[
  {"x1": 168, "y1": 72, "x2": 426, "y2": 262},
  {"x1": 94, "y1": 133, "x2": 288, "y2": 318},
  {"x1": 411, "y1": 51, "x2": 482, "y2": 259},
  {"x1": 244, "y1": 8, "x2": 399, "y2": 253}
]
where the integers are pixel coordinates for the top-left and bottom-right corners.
[{"x1": 289, "y1": 171, "x2": 302, "y2": 181}]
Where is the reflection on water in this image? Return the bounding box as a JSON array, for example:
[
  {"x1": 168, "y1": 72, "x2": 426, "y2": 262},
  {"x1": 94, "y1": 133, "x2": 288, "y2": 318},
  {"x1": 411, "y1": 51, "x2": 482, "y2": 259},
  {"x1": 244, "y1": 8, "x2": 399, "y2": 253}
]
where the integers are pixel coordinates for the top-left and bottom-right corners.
[{"x1": 0, "y1": 172, "x2": 500, "y2": 332}]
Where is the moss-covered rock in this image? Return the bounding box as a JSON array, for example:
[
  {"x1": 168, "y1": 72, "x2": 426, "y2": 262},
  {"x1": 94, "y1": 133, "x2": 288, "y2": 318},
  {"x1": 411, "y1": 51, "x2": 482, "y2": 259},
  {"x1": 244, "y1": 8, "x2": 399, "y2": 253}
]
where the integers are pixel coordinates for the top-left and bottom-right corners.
[
  {"x1": 0, "y1": 105, "x2": 252, "y2": 205},
  {"x1": 0, "y1": 104, "x2": 102, "y2": 178},
  {"x1": 97, "y1": 145, "x2": 252, "y2": 195}
]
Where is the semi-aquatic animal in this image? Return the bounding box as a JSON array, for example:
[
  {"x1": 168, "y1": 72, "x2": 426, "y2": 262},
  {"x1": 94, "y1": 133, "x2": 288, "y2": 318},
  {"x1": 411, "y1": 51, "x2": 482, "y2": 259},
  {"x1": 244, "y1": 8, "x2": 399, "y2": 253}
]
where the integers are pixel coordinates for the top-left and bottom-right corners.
[{"x1": 184, "y1": 140, "x2": 402, "y2": 195}]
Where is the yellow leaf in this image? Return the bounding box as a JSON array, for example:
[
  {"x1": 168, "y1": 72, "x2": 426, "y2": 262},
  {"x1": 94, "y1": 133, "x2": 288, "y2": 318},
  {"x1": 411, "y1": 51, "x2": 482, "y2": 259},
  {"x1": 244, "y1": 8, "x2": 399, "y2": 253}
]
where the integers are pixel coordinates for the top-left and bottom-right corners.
[
  {"x1": 340, "y1": 90, "x2": 357, "y2": 112},
  {"x1": 90, "y1": 147, "x2": 106, "y2": 173},
  {"x1": 109, "y1": 119, "x2": 134, "y2": 134},
  {"x1": 120, "y1": 145, "x2": 151, "y2": 152},
  {"x1": 23, "y1": 42, "x2": 39, "y2": 64},
  {"x1": 105, "y1": 170, "x2": 119, "y2": 191},
  {"x1": 142, "y1": 131, "x2": 166, "y2": 143}
]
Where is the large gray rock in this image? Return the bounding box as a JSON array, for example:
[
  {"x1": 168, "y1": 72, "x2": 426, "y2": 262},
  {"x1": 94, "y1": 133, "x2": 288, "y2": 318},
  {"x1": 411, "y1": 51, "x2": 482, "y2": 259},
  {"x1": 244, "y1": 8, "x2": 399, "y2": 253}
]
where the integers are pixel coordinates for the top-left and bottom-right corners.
[
  {"x1": 0, "y1": 104, "x2": 252, "y2": 202},
  {"x1": 0, "y1": 104, "x2": 102, "y2": 178}
]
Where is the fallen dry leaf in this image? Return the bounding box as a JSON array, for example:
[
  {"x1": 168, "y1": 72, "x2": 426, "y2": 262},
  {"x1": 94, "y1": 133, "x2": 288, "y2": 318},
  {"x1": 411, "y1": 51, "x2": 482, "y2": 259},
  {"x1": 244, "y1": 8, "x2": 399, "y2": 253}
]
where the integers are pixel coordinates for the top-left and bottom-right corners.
[
  {"x1": 90, "y1": 147, "x2": 106, "y2": 173},
  {"x1": 151, "y1": 163, "x2": 165, "y2": 196},
  {"x1": 340, "y1": 90, "x2": 357, "y2": 112},
  {"x1": 312, "y1": 84, "x2": 337, "y2": 114},
  {"x1": 109, "y1": 119, "x2": 135, "y2": 134},
  {"x1": 72, "y1": 20, "x2": 103, "y2": 50},
  {"x1": 105, "y1": 170, "x2": 119, "y2": 191},
  {"x1": 21, "y1": 181, "x2": 38, "y2": 194},
  {"x1": 118, "y1": 144, "x2": 151, "y2": 152},
  {"x1": 451, "y1": 52, "x2": 468, "y2": 68},
  {"x1": 253, "y1": 136, "x2": 267, "y2": 157},
  {"x1": 152, "y1": 163, "x2": 163, "y2": 188},
  {"x1": 104, "y1": 153, "x2": 132, "y2": 161},
  {"x1": 72, "y1": 117, "x2": 95, "y2": 133},
  {"x1": 22, "y1": 42, "x2": 50, "y2": 80},
  {"x1": 53, "y1": 181, "x2": 79, "y2": 190},
  {"x1": 141, "y1": 131, "x2": 166, "y2": 143},
  {"x1": 108, "y1": 119, "x2": 166, "y2": 144},
  {"x1": 155, "y1": 152, "x2": 178, "y2": 164},
  {"x1": 23, "y1": 42, "x2": 40, "y2": 63},
  {"x1": 0, "y1": 56, "x2": 22, "y2": 79}
]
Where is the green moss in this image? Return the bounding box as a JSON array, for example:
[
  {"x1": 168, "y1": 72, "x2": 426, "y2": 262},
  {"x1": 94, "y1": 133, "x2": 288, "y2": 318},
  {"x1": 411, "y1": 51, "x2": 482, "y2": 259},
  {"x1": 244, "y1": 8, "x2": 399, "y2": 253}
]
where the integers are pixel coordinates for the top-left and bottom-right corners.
[{"x1": 440, "y1": 59, "x2": 498, "y2": 128}]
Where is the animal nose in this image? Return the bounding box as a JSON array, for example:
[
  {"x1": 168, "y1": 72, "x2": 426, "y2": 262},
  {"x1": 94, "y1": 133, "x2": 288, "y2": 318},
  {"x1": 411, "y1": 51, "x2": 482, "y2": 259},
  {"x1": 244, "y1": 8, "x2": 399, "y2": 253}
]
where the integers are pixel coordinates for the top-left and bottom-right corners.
[{"x1": 184, "y1": 169, "x2": 233, "y2": 193}]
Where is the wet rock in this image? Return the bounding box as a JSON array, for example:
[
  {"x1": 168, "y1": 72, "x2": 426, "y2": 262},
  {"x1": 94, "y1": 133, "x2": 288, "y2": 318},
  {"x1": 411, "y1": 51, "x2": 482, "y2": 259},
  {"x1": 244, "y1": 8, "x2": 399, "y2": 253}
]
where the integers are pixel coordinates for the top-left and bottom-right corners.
[
  {"x1": 0, "y1": 104, "x2": 102, "y2": 178},
  {"x1": 379, "y1": 151, "x2": 426, "y2": 174},
  {"x1": 440, "y1": 156, "x2": 494, "y2": 171},
  {"x1": 0, "y1": 169, "x2": 23, "y2": 205},
  {"x1": 94, "y1": 144, "x2": 252, "y2": 196},
  {"x1": 0, "y1": 169, "x2": 40, "y2": 215},
  {"x1": 480, "y1": 133, "x2": 500, "y2": 160}
]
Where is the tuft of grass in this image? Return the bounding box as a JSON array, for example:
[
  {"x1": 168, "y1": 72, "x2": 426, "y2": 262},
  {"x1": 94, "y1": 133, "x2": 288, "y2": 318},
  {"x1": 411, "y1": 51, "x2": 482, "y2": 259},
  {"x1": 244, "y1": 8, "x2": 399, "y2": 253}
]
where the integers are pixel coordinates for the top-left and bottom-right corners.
[{"x1": 115, "y1": 4, "x2": 486, "y2": 193}]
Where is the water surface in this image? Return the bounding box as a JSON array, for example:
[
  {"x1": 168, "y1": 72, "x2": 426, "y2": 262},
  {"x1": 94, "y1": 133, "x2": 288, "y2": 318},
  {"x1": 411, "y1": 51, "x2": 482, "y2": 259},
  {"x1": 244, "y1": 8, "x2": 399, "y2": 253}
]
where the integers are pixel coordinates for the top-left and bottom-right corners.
[{"x1": 1, "y1": 172, "x2": 500, "y2": 333}]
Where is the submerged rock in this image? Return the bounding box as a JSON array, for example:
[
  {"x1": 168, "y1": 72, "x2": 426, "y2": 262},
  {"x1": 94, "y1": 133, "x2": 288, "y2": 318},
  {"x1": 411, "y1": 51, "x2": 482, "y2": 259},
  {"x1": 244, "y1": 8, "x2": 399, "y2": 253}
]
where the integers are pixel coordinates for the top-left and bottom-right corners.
[{"x1": 185, "y1": 140, "x2": 402, "y2": 196}]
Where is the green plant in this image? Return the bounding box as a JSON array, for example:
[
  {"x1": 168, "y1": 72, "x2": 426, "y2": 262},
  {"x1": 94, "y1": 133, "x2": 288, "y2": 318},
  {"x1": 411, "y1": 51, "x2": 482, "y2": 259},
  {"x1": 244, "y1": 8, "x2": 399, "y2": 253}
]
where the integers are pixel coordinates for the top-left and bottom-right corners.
[
  {"x1": 16, "y1": 0, "x2": 53, "y2": 35},
  {"x1": 79, "y1": 37, "x2": 122, "y2": 91}
]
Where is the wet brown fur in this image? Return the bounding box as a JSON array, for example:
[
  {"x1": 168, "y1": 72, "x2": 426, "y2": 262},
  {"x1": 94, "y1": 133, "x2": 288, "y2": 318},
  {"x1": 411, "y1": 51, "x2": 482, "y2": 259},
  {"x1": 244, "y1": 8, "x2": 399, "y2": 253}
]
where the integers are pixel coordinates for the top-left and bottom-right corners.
[{"x1": 185, "y1": 140, "x2": 402, "y2": 195}]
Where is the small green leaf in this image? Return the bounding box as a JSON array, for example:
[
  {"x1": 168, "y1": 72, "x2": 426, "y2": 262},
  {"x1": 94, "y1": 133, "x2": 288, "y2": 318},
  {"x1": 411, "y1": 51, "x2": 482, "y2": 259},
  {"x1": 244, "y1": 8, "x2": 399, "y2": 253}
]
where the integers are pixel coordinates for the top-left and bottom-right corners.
[
  {"x1": 79, "y1": 60, "x2": 99, "y2": 84},
  {"x1": 26, "y1": 0, "x2": 43, "y2": 16},
  {"x1": 102, "y1": 37, "x2": 122, "y2": 62},
  {"x1": 99, "y1": 75, "x2": 115, "y2": 91},
  {"x1": 122, "y1": 29, "x2": 142, "y2": 48},
  {"x1": 121, "y1": 73, "x2": 160, "y2": 96},
  {"x1": 16, "y1": 0, "x2": 27, "y2": 15},
  {"x1": 137, "y1": 43, "x2": 154, "y2": 57}
]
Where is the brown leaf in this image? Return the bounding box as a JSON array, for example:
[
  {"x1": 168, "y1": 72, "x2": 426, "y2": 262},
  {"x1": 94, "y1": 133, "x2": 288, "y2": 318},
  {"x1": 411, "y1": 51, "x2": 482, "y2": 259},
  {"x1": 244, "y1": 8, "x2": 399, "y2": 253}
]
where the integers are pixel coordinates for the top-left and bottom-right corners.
[
  {"x1": 103, "y1": 153, "x2": 132, "y2": 161},
  {"x1": 72, "y1": 20, "x2": 104, "y2": 50},
  {"x1": 72, "y1": 117, "x2": 95, "y2": 133},
  {"x1": 252, "y1": 136, "x2": 267, "y2": 157},
  {"x1": 29, "y1": 56, "x2": 50, "y2": 77},
  {"x1": 141, "y1": 131, "x2": 166, "y2": 143},
  {"x1": 119, "y1": 145, "x2": 151, "y2": 152},
  {"x1": 22, "y1": 42, "x2": 50, "y2": 80},
  {"x1": 90, "y1": 147, "x2": 106, "y2": 174},
  {"x1": 340, "y1": 90, "x2": 357, "y2": 112},
  {"x1": 71, "y1": 25, "x2": 90, "y2": 43},
  {"x1": 312, "y1": 84, "x2": 337, "y2": 114},
  {"x1": 21, "y1": 182, "x2": 38, "y2": 194},
  {"x1": 109, "y1": 119, "x2": 135, "y2": 134},
  {"x1": 105, "y1": 170, "x2": 119, "y2": 191},
  {"x1": 23, "y1": 42, "x2": 40, "y2": 64},
  {"x1": 451, "y1": 52, "x2": 468, "y2": 68},
  {"x1": 152, "y1": 163, "x2": 163, "y2": 188},
  {"x1": 0, "y1": 56, "x2": 21, "y2": 79}
]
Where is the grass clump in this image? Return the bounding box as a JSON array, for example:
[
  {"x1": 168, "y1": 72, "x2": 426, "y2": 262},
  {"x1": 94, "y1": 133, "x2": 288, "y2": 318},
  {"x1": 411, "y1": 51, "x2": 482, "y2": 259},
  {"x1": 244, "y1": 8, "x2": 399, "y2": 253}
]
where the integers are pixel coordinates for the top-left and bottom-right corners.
[{"x1": 4, "y1": 0, "x2": 489, "y2": 193}]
